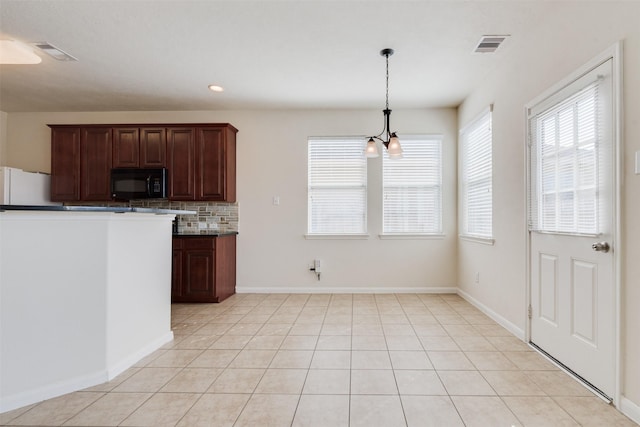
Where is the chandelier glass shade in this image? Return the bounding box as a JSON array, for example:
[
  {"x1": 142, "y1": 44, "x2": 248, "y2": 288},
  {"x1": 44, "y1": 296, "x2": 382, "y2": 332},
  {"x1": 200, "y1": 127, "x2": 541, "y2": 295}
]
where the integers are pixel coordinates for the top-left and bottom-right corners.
[{"x1": 366, "y1": 48, "x2": 402, "y2": 159}]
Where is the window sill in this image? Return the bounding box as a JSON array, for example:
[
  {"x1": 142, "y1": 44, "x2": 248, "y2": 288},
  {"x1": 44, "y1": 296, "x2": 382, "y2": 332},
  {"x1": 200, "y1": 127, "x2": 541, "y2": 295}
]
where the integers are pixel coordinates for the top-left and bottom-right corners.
[
  {"x1": 305, "y1": 234, "x2": 370, "y2": 240},
  {"x1": 459, "y1": 234, "x2": 495, "y2": 245},
  {"x1": 378, "y1": 233, "x2": 445, "y2": 240}
]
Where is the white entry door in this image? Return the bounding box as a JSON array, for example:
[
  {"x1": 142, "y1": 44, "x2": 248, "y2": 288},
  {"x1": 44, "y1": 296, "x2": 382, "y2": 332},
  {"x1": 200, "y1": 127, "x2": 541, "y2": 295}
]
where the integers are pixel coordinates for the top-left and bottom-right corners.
[{"x1": 528, "y1": 56, "x2": 617, "y2": 399}]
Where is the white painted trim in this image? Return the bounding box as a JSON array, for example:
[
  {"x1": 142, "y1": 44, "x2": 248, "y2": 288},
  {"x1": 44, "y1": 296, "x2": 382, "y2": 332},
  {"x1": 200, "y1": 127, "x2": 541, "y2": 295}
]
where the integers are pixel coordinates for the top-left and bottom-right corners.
[
  {"x1": 457, "y1": 288, "x2": 525, "y2": 340},
  {"x1": 458, "y1": 235, "x2": 495, "y2": 245},
  {"x1": 0, "y1": 330, "x2": 174, "y2": 414},
  {"x1": 612, "y1": 40, "x2": 624, "y2": 409},
  {"x1": 0, "y1": 370, "x2": 107, "y2": 413},
  {"x1": 106, "y1": 331, "x2": 174, "y2": 380},
  {"x1": 523, "y1": 100, "x2": 532, "y2": 344},
  {"x1": 236, "y1": 286, "x2": 458, "y2": 294},
  {"x1": 304, "y1": 234, "x2": 370, "y2": 240},
  {"x1": 378, "y1": 233, "x2": 445, "y2": 240},
  {"x1": 620, "y1": 396, "x2": 640, "y2": 425}
]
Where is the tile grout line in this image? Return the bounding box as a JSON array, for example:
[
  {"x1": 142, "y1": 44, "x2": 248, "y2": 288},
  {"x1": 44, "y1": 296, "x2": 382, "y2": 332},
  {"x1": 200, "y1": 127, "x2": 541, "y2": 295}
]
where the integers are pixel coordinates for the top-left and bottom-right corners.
[
  {"x1": 288, "y1": 293, "x2": 328, "y2": 427},
  {"x1": 231, "y1": 293, "x2": 291, "y2": 427}
]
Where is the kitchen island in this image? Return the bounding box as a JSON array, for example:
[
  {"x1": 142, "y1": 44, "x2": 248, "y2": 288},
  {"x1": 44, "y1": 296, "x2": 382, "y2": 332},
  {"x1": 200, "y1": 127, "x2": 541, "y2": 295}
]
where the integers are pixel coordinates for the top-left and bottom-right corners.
[{"x1": 0, "y1": 206, "x2": 194, "y2": 413}]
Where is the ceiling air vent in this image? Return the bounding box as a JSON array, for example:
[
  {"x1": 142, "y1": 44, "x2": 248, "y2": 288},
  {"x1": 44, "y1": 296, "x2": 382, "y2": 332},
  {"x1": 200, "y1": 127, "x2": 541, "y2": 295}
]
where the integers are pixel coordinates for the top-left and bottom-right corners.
[
  {"x1": 32, "y1": 42, "x2": 77, "y2": 61},
  {"x1": 474, "y1": 35, "x2": 509, "y2": 53}
]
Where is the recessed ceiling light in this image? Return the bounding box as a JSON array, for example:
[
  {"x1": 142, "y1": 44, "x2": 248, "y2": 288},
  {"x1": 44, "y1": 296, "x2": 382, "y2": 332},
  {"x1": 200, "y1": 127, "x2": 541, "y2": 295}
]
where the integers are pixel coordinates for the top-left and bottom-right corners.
[
  {"x1": 0, "y1": 40, "x2": 42, "y2": 64},
  {"x1": 32, "y1": 42, "x2": 77, "y2": 61},
  {"x1": 208, "y1": 85, "x2": 224, "y2": 93}
]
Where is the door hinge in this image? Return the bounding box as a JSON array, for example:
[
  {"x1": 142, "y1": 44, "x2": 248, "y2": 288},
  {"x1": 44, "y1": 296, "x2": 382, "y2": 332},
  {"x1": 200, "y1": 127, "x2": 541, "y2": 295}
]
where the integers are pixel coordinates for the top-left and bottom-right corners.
[{"x1": 528, "y1": 305, "x2": 532, "y2": 319}]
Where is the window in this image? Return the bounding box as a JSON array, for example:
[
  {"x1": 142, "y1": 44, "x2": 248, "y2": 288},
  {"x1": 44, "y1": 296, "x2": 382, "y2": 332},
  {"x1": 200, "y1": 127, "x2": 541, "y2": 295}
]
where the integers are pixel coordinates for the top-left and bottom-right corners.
[
  {"x1": 382, "y1": 135, "x2": 442, "y2": 234},
  {"x1": 307, "y1": 137, "x2": 367, "y2": 235},
  {"x1": 460, "y1": 109, "x2": 493, "y2": 239},
  {"x1": 529, "y1": 77, "x2": 602, "y2": 234}
]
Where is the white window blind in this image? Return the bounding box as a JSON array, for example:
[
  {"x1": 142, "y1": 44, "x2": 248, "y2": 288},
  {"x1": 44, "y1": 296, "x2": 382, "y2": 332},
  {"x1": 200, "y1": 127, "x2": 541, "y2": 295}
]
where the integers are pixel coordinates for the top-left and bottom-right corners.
[
  {"x1": 460, "y1": 110, "x2": 493, "y2": 238},
  {"x1": 529, "y1": 81, "x2": 601, "y2": 234},
  {"x1": 308, "y1": 137, "x2": 367, "y2": 235},
  {"x1": 382, "y1": 136, "x2": 442, "y2": 234}
]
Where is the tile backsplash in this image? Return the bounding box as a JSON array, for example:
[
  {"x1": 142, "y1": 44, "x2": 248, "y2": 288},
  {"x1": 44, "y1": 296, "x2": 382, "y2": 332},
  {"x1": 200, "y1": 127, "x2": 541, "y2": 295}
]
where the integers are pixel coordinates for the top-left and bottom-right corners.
[
  {"x1": 66, "y1": 200, "x2": 238, "y2": 234},
  {"x1": 131, "y1": 200, "x2": 238, "y2": 234}
]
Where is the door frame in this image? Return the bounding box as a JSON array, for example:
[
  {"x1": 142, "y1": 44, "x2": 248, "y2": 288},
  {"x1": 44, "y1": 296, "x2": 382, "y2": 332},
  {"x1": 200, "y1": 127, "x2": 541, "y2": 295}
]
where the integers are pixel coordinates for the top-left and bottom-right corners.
[{"x1": 524, "y1": 41, "x2": 623, "y2": 405}]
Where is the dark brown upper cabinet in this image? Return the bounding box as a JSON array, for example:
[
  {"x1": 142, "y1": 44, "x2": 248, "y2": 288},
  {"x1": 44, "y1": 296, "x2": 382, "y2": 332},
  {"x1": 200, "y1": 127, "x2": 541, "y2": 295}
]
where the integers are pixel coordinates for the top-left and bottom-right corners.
[
  {"x1": 113, "y1": 127, "x2": 166, "y2": 168},
  {"x1": 167, "y1": 124, "x2": 237, "y2": 202},
  {"x1": 50, "y1": 125, "x2": 112, "y2": 202},
  {"x1": 80, "y1": 127, "x2": 113, "y2": 201},
  {"x1": 166, "y1": 127, "x2": 197, "y2": 200},
  {"x1": 51, "y1": 127, "x2": 81, "y2": 201},
  {"x1": 50, "y1": 123, "x2": 236, "y2": 202}
]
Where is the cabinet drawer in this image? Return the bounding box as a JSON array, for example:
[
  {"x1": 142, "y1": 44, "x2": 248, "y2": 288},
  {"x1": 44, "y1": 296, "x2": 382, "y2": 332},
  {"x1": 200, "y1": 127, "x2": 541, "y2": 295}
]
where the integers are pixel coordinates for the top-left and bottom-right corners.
[{"x1": 176, "y1": 237, "x2": 216, "y2": 250}]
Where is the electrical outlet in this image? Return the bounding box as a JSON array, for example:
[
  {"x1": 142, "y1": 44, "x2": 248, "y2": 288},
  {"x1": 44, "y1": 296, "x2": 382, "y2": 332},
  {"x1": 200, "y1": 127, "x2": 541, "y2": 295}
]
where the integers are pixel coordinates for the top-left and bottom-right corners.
[{"x1": 475, "y1": 272, "x2": 480, "y2": 284}]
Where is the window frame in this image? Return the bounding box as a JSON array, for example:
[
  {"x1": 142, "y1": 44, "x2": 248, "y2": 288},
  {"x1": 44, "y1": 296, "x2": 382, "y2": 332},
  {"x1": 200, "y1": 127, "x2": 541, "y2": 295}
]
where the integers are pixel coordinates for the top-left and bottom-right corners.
[
  {"x1": 380, "y1": 134, "x2": 444, "y2": 238},
  {"x1": 306, "y1": 136, "x2": 369, "y2": 239},
  {"x1": 528, "y1": 69, "x2": 605, "y2": 237},
  {"x1": 459, "y1": 108, "x2": 494, "y2": 244}
]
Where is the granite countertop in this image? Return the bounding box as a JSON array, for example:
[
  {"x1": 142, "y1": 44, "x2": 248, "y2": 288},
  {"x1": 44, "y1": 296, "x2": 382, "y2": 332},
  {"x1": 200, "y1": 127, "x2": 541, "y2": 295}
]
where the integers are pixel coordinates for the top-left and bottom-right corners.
[
  {"x1": 173, "y1": 231, "x2": 239, "y2": 237},
  {"x1": 0, "y1": 205, "x2": 197, "y2": 215}
]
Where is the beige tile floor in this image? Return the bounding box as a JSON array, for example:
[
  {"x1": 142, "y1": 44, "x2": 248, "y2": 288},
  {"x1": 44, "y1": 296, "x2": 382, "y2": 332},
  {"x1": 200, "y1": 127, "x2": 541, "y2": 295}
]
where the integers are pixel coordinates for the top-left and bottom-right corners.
[{"x1": 1, "y1": 293, "x2": 638, "y2": 427}]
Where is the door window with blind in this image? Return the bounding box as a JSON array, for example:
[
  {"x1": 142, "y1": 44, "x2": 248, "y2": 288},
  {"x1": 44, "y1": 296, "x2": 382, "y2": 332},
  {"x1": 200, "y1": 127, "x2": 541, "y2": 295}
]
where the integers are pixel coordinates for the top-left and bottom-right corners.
[
  {"x1": 382, "y1": 135, "x2": 442, "y2": 235},
  {"x1": 460, "y1": 109, "x2": 493, "y2": 239},
  {"x1": 307, "y1": 137, "x2": 367, "y2": 235},
  {"x1": 528, "y1": 64, "x2": 608, "y2": 235}
]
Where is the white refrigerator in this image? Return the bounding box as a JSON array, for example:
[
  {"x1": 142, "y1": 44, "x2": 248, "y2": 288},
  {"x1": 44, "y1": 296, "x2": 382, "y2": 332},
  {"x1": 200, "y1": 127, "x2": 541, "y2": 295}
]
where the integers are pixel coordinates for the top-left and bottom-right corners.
[{"x1": 0, "y1": 167, "x2": 60, "y2": 205}]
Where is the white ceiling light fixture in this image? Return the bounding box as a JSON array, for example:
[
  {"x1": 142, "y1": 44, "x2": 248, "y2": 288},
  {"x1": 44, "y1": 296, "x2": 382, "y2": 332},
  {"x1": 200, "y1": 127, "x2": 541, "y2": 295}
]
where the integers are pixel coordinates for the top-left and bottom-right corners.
[
  {"x1": 33, "y1": 42, "x2": 77, "y2": 61},
  {"x1": 365, "y1": 48, "x2": 402, "y2": 159},
  {"x1": 0, "y1": 40, "x2": 42, "y2": 64},
  {"x1": 208, "y1": 84, "x2": 224, "y2": 92}
]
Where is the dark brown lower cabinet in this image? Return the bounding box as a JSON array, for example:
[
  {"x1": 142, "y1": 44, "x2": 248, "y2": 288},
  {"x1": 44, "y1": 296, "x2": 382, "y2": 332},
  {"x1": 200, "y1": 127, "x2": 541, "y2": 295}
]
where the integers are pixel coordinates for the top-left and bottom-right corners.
[{"x1": 171, "y1": 234, "x2": 236, "y2": 303}]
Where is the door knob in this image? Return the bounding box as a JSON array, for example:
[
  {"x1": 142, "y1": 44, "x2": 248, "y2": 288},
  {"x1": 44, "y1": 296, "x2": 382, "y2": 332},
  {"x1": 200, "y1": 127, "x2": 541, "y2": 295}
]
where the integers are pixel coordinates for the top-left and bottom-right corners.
[{"x1": 592, "y1": 241, "x2": 610, "y2": 253}]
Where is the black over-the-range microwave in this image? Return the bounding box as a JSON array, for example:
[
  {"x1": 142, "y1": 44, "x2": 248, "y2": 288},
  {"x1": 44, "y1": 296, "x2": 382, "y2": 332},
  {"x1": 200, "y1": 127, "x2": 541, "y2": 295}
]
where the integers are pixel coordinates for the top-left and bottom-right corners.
[{"x1": 111, "y1": 168, "x2": 168, "y2": 200}]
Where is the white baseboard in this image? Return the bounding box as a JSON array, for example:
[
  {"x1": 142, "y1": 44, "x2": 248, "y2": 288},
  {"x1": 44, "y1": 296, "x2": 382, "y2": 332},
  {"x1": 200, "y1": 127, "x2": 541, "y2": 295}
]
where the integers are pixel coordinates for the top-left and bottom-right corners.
[
  {"x1": 620, "y1": 396, "x2": 640, "y2": 424},
  {"x1": 236, "y1": 286, "x2": 458, "y2": 294},
  {"x1": 0, "y1": 331, "x2": 174, "y2": 414},
  {"x1": 0, "y1": 370, "x2": 107, "y2": 414},
  {"x1": 456, "y1": 288, "x2": 525, "y2": 340},
  {"x1": 106, "y1": 331, "x2": 174, "y2": 380}
]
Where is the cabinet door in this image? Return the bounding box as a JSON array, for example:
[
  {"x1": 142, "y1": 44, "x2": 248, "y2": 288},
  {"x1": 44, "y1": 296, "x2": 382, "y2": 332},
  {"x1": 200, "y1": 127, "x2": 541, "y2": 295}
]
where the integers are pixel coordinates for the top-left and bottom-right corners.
[
  {"x1": 81, "y1": 127, "x2": 113, "y2": 201},
  {"x1": 167, "y1": 128, "x2": 196, "y2": 200},
  {"x1": 113, "y1": 128, "x2": 139, "y2": 168},
  {"x1": 51, "y1": 127, "x2": 81, "y2": 201},
  {"x1": 183, "y1": 249, "x2": 215, "y2": 298},
  {"x1": 196, "y1": 126, "x2": 237, "y2": 202},
  {"x1": 140, "y1": 128, "x2": 166, "y2": 167},
  {"x1": 197, "y1": 127, "x2": 226, "y2": 200}
]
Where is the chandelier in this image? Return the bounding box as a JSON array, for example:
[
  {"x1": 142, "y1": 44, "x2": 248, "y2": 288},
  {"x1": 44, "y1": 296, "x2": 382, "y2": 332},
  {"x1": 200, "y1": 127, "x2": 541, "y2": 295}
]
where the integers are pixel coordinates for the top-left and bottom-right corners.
[{"x1": 365, "y1": 48, "x2": 403, "y2": 159}]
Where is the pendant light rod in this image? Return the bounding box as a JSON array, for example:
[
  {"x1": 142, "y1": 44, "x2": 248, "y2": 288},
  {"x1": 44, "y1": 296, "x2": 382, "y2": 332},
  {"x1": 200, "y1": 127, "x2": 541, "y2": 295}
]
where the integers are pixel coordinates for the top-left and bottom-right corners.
[{"x1": 365, "y1": 48, "x2": 403, "y2": 159}]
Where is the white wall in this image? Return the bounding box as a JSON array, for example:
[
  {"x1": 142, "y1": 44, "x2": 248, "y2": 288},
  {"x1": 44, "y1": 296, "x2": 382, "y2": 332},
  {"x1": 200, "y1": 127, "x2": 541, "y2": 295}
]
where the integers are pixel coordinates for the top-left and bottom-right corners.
[
  {"x1": 4, "y1": 108, "x2": 459, "y2": 293},
  {"x1": 457, "y1": 0, "x2": 640, "y2": 414}
]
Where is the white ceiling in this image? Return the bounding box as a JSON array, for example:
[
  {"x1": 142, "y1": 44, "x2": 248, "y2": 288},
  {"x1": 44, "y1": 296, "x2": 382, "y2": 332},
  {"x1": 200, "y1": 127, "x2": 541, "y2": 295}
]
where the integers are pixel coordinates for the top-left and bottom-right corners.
[{"x1": 0, "y1": 1, "x2": 554, "y2": 113}]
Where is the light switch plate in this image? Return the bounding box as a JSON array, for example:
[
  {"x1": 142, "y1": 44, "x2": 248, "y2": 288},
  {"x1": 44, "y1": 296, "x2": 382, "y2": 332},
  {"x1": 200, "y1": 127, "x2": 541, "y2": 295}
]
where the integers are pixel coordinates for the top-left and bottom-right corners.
[{"x1": 636, "y1": 151, "x2": 640, "y2": 175}]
